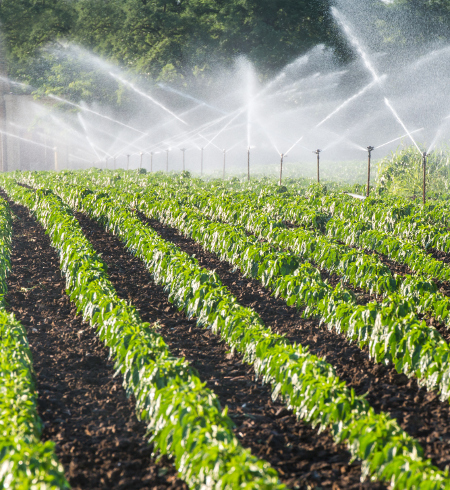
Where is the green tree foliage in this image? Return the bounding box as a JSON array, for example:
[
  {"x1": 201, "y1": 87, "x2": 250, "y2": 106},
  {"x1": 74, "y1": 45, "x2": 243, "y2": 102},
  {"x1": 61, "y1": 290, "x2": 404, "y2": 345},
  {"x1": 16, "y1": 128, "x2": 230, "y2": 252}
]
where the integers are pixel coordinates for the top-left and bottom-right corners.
[
  {"x1": 0, "y1": 0, "x2": 333, "y2": 82},
  {"x1": 2, "y1": 0, "x2": 450, "y2": 98}
]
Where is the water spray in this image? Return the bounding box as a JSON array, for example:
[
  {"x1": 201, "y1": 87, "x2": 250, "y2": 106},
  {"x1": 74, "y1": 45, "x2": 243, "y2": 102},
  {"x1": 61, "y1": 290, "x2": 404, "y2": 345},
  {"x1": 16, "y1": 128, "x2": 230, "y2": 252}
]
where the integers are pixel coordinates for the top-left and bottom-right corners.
[
  {"x1": 49, "y1": 94, "x2": 146, "y2": 135},
  {"x1": 384, "y1": 98, "x2": 421, "y2": 153},
  {"x1": 313, "y1": 150, "x2": 322, "y2": 183},
  {"x1": 109, "y1": 73, "x2": 188, "y2": 125},
  {"x1": 366, "y1": 146, "x2": 374, "y2": 197},
  {"x1": 375, "y1": 128, "x2": 424, "y2": 151},
  {"x1": 157, "y1": 83, "x2": 228, "y2": 115}
]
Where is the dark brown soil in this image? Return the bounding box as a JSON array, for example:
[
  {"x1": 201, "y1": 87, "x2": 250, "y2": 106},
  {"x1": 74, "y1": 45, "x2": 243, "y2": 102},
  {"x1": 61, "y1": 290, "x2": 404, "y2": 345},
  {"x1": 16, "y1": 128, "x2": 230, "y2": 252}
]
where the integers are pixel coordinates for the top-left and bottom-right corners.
[
  {"x1": 430, "y1": 248, "x2": 450, "y2": 265},
  {"x1": 75, "y1": 212, "x2": 384, "y2": 490},
  {"x1": 3, "y1": 197, "x2": 187, "y2": 490},
  {"x1": 137, "y1": 214, "x2": 450, "y2": 472},
  {"x1": 363, "y1": 247, "x2": 414, "y2": 276}
]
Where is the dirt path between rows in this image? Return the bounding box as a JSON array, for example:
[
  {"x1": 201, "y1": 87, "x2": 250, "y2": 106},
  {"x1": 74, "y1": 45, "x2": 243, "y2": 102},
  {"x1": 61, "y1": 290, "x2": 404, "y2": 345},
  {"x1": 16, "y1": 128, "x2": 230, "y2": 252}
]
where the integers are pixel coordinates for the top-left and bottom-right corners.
[
  {"x1": 3, "y1": 196, "x2": 186, "y2": 490},
  {"x1": 75, "y1": 211, "x2": 384, "y2": 490},
  {"x1": 137, "y1": 214, "x2": 450, "y2": 472}
]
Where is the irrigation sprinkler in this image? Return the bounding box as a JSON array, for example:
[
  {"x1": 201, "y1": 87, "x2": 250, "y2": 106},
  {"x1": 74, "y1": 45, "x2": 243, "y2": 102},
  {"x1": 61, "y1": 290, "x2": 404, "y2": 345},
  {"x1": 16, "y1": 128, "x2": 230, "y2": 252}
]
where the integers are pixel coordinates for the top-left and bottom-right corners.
[
  {"x1": 247, "y1": 147, "x2": 250, "y2": 182},
  {"x1": 127, "y1": 154, "x2": 130, "y2": 171},
  {"x1": 313, "y1": 149, "x2": 322, "y2": 183},
  {"x1": 367, "y1": 146, "x2": 374, "y2": 197},
  {"x1": 423, "y1": 151, "x2": 428, "y2": 205},
  {"x1": 201, "y1": 147, "x2": 204, "y2": 176},
  {"x1": 139, "y1": 152, "x2": 143, "y2": 171},
  {"x1": 279, "y1": 153, "x2": 284, "y2": 186},
  {"x1": 223, "y1": 149, "x2": 226, "y2": 180},
  {"x1": 54, "y1": 147, "x2": 58, "y2": 172},
  {"x1": 181, "y1": 148, "x2": 186, "y2": 172},
  {"x1": 166, "y1": 149, "x2": 169, "y2": 172}
]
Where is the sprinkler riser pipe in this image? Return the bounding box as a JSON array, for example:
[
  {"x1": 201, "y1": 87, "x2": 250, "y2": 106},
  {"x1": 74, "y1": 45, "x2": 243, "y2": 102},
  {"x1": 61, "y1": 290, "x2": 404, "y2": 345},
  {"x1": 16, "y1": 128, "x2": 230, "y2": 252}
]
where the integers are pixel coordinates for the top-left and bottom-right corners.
[
  {"x1": 54, "y1": 147, "x2": 58, "y2": 172},
  {"x1": 367, "y1": 146, "x2": 374, "y2": 197},
  {"x1": 181, "y1": 148, "x2": 186, "y2": 172},
  {"x1": 314, "y1": 150, "x2": 322, "y2": 183},
  {"x1": 423, "y1": 152, "x2": 427, "y2": 205},
  {"x1": 279, "y1": 153, "x2": 284, "y2": 186},
  {"x1": 223, "y1": 149, "x2": 226, "y2": 180},
  {"x1": 200, "y1": 148, "x2": 203, "y2": 176}
]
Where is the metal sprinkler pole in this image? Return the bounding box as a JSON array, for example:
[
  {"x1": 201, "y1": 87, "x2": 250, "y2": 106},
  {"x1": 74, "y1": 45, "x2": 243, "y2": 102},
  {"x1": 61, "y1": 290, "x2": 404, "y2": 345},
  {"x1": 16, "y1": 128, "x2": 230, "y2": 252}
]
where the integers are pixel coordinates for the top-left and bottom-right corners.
[
  {"x1": 166, "y1": 149, "x2": 169, "y2": 172},
  {"x1": 127, "y1": 154, "x2": 130, "y2": 171},
  {"x1": 279, "y1": 153, "x2": 284, "y2": 186},
  {"x1": 181, "y1": 148, "x2": 186, "y2": 172},
  {"x1": 139, "y1": 152, "x2": 143, "y2": 170},
  {"x1": 54, "y1": 147, "x2": 58, "y2": 172},
  {"x1": 201, "y1": 147, "x2": 204, "y2": 176},
  {"x1": 367, "y1": 146, "x2": 374, "y2": 197},
  {"x1": 314, "y1": 149, "x2": 322, "y2": 183},
  {"x1": 247, "y1": 147, "x2": 250, "y2": 182},
  {"x1": 223, "y1": 149, "x2": 226, "y2": 180},
  {"x1": 423, "y1": 151, "x2": 427, "y2": 205}
]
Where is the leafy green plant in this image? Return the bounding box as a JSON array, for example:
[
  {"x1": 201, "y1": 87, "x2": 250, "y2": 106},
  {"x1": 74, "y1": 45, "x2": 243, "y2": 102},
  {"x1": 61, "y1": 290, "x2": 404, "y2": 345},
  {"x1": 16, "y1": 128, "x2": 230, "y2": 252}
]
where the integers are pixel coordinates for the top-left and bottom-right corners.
[
  {"x1": 377, "y1": 145, "x2": 450, "y2": 198},
  {"x1": 15, "y1": 173, "x2": 450, "y2": 489},
  {"x1": 0, "y1": 198, "x2": 68, "y2": 489},
  {"x1": 0, "y1": 181, "x2": 285, "y2": 490}
]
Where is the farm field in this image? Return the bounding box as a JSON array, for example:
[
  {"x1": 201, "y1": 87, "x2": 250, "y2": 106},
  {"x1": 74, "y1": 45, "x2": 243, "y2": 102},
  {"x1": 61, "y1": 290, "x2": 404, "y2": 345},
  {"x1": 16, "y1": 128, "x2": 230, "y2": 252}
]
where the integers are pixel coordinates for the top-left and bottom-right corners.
[{"x1": 4, "y1": 169, "x2": 450, "y2": 489}]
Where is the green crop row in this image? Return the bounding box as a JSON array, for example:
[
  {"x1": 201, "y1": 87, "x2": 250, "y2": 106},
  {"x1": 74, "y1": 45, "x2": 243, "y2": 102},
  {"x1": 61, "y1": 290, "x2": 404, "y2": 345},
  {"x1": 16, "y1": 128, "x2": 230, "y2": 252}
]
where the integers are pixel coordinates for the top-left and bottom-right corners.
[
  {"x1": 0, "y1": 197, "x2": 69, "y2": 489},
  {"x1": 178, "y1": 181, "x2": 450, "y2": 285},
  {"x1": 107, "y1": 183, "x2": 450, "y2": 403},
  {"x1": 0, "y1": 179, "x2": 287, "y2": 490},
  {"x1": 22, "y1": 172, "x2": 450, "y2": 489},
  {"x1": 20, "y1": 171, "x2": 450, "y2": 403}
]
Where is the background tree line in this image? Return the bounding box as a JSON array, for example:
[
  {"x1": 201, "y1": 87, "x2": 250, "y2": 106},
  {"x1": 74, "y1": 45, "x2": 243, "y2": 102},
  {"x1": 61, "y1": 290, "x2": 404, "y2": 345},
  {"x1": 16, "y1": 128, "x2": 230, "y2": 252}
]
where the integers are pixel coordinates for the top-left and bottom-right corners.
[{"x1": 0, "y1": 0, "x2": 449, "y2": 101}]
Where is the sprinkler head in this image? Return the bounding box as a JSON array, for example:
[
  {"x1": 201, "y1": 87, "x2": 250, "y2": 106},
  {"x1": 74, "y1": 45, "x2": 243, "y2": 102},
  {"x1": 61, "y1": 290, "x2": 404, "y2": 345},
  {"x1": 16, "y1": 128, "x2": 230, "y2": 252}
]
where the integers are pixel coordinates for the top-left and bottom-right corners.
[
  {"x1": 423, "y1": 151, "x2": 427, "y2": 158},
  {"x1": 367, "y1": 146, "x2": 374, "y2": 152},
  {"x1": 313, "y1": 149, "x2": 322, "y2": 155}
]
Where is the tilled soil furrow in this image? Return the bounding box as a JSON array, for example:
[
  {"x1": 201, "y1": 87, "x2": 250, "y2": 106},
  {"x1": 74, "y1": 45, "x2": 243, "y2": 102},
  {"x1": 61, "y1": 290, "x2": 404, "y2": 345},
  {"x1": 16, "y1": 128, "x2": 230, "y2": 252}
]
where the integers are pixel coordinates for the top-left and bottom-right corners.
[
  {"x1": 4, "y1": 198, "x2": 187, "y2": 490},
  {"x1": 137, "y1": 214, "x2": 450, "y2": 471},
  {"x1": 75, "y1": 212, "x2": 384, "y2": 490}
]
